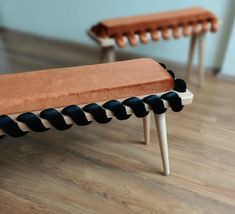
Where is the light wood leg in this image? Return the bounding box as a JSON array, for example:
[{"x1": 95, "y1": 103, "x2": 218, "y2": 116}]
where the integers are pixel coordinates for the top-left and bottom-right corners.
[
  {"x1": 143, "y1": 113, "x2": 151, "y2": 145},
  {"x1": 198, "y1": 33, "x2": 205, "y2": 87},
  {"x1": 101, "y1": 46, "x2": 115, "y2": 63},
  {"x1": 154, "y1": 113, "x2": 170, "y2": 176},
  {"x1": 186, "y1": 35, "x2": 197, "y2": 82}
]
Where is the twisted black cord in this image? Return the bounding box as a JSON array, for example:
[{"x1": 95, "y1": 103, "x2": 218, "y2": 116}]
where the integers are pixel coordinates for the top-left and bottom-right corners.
[
  {"x1": 123, "y1": 97, "x2": 149, "y2": 118},
  {"x1": 161, "y1": 92, "x2": 184, "y2": 112},
  {"x1": 0, "y1": 115, "x2": 28, "y2": 137},
  {"x1": 62, "y1": 105, "x2": 91, "y2": 126},
  {"x1": 103, "y1": 100, "x2": 131, "y2": 120},
  {"x1": 83, "y1": 103, "x2": 112, "y2": 124},
  {"x1": 40, "y1": 108, "x2": 72, "y2": 130},
  {"x1": 17, "y1": 112, "x2": 49, "y2": 132},
  {"x1": 143, "y1": 95, "x2": 166, "y2": 114},
  {"x1": 0, "y1": 91, "x2": 184, "y2": 138}
]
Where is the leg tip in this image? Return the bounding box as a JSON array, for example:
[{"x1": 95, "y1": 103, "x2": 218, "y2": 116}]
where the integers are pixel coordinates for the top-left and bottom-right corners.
[{"x1": 164, "y1": 169, "x2": 170, "y2": 176}]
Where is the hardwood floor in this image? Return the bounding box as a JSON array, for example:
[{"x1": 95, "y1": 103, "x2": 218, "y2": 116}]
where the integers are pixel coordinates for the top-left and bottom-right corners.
[{"x1": 0, "y1": 30, "x2": 234, "y2": 214}]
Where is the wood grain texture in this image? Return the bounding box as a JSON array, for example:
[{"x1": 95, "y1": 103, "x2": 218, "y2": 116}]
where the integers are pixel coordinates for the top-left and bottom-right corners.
[{"x1": 0, "y1": 30, "x2": 234, "y2": 214}]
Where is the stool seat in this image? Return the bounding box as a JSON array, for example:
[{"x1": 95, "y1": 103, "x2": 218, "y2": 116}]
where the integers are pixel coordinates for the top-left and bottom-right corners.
[
  {"x1": 91, "y1": 7, "x2": 218, "y2": 47},
  {"x1": 0, "y1": 58, "x2": 173, "y2": 115}
]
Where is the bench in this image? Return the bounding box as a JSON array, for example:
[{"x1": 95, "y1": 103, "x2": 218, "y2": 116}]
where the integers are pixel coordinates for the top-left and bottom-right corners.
[
  {"x1": 89, "y1": 7, "x2": 219, "y2": 86},
  {"x1": 0, "y1": 58, "x2": 193, "y2": 175}
]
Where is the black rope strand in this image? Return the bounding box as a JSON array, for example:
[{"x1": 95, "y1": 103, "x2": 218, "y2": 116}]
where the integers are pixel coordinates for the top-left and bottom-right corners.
[
  {"x1": 143, "y1": 95, "x2": 166, "y2": 114},
  {"x1": 83, "y1": 103, "x2": 112, "y2": 124},
  {"x1": 159, "y1": 62, "x2": 187, "y2": 93},
  {"x1": 161, "y1": 92, "x2": 183, "y2": 112},
  {"x1": 159, "y1": 62, "x2": 166, "y2": 69},
  {"x1": 174, "y1": 79, "x2": 186, "y2": 92},
  {"x1": 17, "y1": 112, "x2": 49, "y2": 132},
  {"x1": 62, "y1": 105, "x2": 91, "y2": 126},
  {"x1": 166, "y1": 69, "x2": 186, "y2": 93},
  {"x1": 40, "y1": 108, "x2": 72, "y2": 130},
  {"x1": 0, "y1": 115, "x2": 28, "y2": 137},
  {"x1": 103, "y1": 100, "x2": 131, "y2": 120},
  {"x1": 166, "y1": 69, "x2": 175, "y2": 79},
  {"x1": 123, "y1": 97, "x2": 149, "y2": 118}
]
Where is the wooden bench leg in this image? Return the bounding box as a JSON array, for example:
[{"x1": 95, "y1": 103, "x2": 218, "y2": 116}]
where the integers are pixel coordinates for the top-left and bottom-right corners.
[
  {"x1": 198, "y1": 32, "x2": 205, "y2": 87},
  {"x1": 186, "y1": 34, "x2": 197, "y2": 83},
  {"x1": 101, "y1": 46, "x2": 115, "y2": 63},
  {"x1": 154, "y1": 113, "x2": 170, "y2": 176},
  {"x1": 143, "y1": 113, "x2": 151, "y2": 145}
]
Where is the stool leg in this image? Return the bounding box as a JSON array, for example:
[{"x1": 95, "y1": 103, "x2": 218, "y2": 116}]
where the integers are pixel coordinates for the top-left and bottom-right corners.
[
  {"x1": 186, "y1": 34, "x2": 197, "y2": 83},
  {"x1": 198, "y1": 33, "x2": 205, "y2": 87},
  {"x1": 143, "y1": 113, "x2": 151, "y2": 145},
  {"x1": 101, "y1": 46, "x2": 115, "y2": 63},
  {"x1": 154, "y1": 113, "x2": 170, "y2": 176}
]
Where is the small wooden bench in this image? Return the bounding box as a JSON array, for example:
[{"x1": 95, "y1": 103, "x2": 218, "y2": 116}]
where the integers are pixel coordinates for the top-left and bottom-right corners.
[
  {"x1": 0, "y1": 58, "x2": 193, "y2": 175},
  {"x1": 89, "y1": 7, "x2": 219, "y2": 86}
]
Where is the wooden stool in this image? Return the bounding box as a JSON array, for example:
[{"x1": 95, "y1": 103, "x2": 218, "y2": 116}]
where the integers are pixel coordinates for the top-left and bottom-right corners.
[
  {"x1": 0, "y1": 58, "x2": 193, "y2": 176},
  {"x1": 89, "y1": 7, "x2": 219, "y2": 86}
]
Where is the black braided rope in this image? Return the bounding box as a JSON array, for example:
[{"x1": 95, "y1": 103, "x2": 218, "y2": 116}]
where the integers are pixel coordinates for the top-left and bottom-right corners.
[{"x1": 0, "y1": 69, "x2": 187, "y2": 138}]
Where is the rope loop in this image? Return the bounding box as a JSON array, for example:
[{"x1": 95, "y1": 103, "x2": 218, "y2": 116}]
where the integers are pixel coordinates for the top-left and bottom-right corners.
[
  {"x1": 83, "y1": 103, "x2": 112, "y2": 124},
  {"x1": 40, "y1": 108, "x2": 72, "y2": 130},
  {"x1": 161, "y1": 92, "x2": 184, "y2": 112},
  {"x1": 0, "y1": 115, "x2": 28, "y2": 137},
  {"x1": 62, "y1": 105, "x2": 91, "y2": 126},
  {"x1": 103, "y1": 100, "x2": 131, "y2": 120},
  {"x1": 123, "y1": 97, "x2": 149, "y2": 118},
  {"x1": 143, "y1": 95, "x2": 166, "y2": 114},
  {"x1": 17, "y1": 112, "x2": 49, "y2": 132}
]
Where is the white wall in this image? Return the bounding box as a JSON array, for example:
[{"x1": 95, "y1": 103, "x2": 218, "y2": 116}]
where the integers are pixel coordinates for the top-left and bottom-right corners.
[{"x1": 0, "y1": 0, "x2": 234, "y2": 68}]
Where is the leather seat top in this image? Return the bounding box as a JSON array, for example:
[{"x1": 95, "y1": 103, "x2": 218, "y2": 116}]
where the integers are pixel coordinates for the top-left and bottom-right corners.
[{"x1": 0, "y1": 58, "x2": 174, "y2": 115}]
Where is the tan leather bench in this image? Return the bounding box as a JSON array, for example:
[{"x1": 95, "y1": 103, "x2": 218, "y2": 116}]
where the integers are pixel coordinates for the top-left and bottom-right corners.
[
  {"x1": 89, "y1": 7, "x2": 219, "y2": 86},
  {"x1": 0, "y1": 58, "x2": 193, "y2": 175}
]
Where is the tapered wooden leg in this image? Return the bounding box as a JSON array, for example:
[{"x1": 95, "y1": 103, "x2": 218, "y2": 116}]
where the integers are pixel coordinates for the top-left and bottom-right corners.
[
  {"x1": 198, "y1": 33, "x2": 205, "y2": 87},
  {"x1": 101, "y1": 46, "x2": 115, "y2": 63},
  {"x1": 154, "y1": 113, "x2": 170, "y2": 176},
  {"x1": 186, "y1": 34, "x2": 197, "y2": 82},
  {"x1": 143, "y1": 113, "x2": 151, "y2": 145}
]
